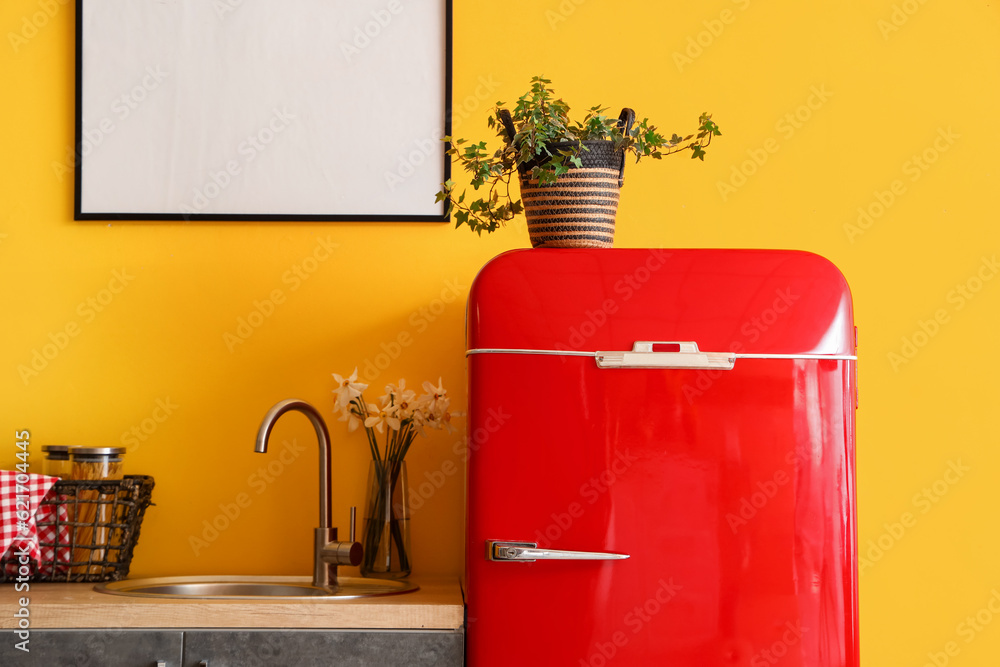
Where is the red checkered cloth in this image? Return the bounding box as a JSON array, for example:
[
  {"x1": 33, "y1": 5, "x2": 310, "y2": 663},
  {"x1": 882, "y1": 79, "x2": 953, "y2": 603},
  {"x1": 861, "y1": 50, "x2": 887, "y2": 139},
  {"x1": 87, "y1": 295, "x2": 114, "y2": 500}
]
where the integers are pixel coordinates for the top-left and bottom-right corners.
[{"x1": 1, "y1": 470, "x2": 72, "y2": 576}]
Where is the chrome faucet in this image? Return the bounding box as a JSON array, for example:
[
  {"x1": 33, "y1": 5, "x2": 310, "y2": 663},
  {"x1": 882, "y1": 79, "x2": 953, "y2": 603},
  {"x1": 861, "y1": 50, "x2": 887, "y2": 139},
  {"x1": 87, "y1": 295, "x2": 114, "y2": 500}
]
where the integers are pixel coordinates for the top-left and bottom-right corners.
[{"x1": 255, "y1": 399, "x2": 362, "y2": 589}]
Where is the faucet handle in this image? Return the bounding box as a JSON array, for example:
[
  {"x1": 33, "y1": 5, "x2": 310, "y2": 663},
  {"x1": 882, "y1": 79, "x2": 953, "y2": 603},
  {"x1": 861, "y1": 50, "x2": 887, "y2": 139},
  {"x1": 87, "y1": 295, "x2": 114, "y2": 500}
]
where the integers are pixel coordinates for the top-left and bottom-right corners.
[{"x1": 319, "y1": 507, "x2": 363, "y2": 567}]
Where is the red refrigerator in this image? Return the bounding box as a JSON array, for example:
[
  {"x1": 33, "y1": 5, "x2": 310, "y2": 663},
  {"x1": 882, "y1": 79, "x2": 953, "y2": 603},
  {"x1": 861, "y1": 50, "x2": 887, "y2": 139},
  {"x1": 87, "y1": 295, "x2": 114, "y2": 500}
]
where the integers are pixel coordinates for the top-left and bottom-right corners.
[{"x1": 465, "y1": 248, "x2": 859, "y2": 666}]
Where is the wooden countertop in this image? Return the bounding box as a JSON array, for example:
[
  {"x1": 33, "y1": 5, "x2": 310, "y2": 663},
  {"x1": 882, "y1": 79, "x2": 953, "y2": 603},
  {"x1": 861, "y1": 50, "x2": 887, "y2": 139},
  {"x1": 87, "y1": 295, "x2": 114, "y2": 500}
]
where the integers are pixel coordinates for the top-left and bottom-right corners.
[{"x1": 0, "y1": 576, "x2": 464, "y2": 630}]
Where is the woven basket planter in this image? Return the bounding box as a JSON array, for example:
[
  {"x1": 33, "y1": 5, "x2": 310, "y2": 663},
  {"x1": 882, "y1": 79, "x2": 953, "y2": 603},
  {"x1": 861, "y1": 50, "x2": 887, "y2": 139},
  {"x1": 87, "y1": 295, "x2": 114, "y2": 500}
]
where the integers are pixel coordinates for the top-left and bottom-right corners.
[
  {"x1": 519, "y1": 140, "x2": 624, "y2": 248},
  {"x1": 500, "y1": 108, "x2": 634, "y2": 249}
]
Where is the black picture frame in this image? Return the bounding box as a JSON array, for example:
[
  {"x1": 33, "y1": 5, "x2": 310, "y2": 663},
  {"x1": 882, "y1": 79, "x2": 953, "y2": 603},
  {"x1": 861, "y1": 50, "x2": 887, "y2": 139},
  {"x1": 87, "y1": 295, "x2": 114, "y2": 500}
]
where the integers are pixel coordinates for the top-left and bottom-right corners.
[{"x1": 74, "y1": 0, "x2": 452, "y2": 222}]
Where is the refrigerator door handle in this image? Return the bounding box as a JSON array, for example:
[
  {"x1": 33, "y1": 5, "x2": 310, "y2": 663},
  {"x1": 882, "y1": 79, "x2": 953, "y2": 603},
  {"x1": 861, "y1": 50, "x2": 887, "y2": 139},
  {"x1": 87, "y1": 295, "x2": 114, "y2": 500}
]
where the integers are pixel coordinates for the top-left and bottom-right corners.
[
  {"x1": 595, "y1": 341, "x2": 735, "y2": 370},
  {"x1": 487, "y1": 540, "x2": 630, "y2": 563}
]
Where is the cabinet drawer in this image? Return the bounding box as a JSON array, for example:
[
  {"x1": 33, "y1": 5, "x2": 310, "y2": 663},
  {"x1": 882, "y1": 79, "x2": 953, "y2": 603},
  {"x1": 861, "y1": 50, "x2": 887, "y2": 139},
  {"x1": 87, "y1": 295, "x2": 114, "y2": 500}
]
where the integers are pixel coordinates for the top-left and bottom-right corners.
[
  {"x1": 182, "y1": 629, "x2": 464, "y2": 667},
  {"x1": 0, "y1": 629, "x2": 183, "y2": 667}
]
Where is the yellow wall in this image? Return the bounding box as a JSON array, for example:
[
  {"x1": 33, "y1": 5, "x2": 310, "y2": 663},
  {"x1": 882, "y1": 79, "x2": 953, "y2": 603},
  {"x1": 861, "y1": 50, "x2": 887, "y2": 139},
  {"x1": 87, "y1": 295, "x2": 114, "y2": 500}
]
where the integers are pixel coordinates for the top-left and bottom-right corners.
[{"x1": 2, "y1": 0, "x2": 999, "y2": 663}]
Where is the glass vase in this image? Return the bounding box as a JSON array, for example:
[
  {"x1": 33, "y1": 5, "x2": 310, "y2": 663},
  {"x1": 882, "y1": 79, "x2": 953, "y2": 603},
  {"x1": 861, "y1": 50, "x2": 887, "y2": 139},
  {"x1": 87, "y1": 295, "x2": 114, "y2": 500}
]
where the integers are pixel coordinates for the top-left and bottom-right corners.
[{"x1": 361, "y1": 460, "x2": 411, "y2": 579}]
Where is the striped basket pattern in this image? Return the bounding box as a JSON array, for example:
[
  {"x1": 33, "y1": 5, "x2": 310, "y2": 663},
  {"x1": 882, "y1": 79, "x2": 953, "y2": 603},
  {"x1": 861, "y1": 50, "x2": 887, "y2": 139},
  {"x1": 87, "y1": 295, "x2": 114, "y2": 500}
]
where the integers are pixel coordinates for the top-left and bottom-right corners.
[
  {"x1": 518, "y1": 139, "x2": 625, "y2": 249},
  {"x1": 520, "y1": 168, "x2": 621, "y2": 248}
]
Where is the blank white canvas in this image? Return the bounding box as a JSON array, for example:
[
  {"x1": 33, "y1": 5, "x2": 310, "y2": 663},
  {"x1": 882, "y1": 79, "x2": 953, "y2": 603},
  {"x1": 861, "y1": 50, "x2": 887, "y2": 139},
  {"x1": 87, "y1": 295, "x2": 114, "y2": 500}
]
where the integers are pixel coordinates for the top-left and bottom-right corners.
[{"x1": 78, "y1": 0, "x2": 448, "y2": 218}]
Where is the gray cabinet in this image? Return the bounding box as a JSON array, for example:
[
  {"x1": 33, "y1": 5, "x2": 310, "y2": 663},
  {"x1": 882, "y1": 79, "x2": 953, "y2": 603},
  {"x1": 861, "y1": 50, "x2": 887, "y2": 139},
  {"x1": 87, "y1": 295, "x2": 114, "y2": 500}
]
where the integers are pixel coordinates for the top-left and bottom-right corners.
[
  {"x1": 0, "y1": 629, "x2": 183, "y2": 666},
  {"x1": 0, "y1": 629, "x2": 463, "y2": 667},
  {"x1": 183, "y1": 630, "x2": 464, "y2": 666}
]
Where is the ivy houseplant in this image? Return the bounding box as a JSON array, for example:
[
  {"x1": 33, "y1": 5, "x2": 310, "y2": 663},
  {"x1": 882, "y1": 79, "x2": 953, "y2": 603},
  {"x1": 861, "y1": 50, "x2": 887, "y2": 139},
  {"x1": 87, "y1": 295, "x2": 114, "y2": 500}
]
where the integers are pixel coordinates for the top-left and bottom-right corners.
[{"x1": 435, "y1": 76, "x2": 721, "y2": 248}]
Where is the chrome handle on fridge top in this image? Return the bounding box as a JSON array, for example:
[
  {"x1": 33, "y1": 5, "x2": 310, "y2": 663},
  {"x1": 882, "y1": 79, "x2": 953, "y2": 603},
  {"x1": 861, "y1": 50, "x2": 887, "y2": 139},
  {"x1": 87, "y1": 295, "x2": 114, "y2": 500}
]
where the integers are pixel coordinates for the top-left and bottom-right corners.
[
  {"x1": 595, "y1": 341, "x2": 735, "y2": 370},
  {"x1": 487, "y1": 541, "x2": 630, "y2": 563}
]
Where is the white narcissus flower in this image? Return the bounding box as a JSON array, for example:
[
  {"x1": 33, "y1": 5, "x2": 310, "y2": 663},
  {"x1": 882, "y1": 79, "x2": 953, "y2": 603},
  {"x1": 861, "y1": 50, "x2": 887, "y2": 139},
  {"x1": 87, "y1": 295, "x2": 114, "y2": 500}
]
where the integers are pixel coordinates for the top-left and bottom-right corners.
[
  {"x1": 419, "y1": 406, "x2": 455, "y2": 433},
  {"x1": 439, "y1": 410, "x2": 457, "y2": 434},
  {"x1": 420, "y1": 377, "x2": 448, "y2": 414},
  {"x1": 365, "y1": 403, "x2": 400, "y2": 433},
  {"x1": 409, "y1": 408, "x2": 429, "y2": 437},
  {"x1": 332, "y1": 368, "x2": 368, "y2": 411},
  {"x1": 338, "y1": 409, "x2": 364, "y2": 433},
  {"x1": 387, "y1": 413, "x2": 401, "y2": 431},
  {"x1": 381, "y1": 379, "x2": 417, "y2": 421}
]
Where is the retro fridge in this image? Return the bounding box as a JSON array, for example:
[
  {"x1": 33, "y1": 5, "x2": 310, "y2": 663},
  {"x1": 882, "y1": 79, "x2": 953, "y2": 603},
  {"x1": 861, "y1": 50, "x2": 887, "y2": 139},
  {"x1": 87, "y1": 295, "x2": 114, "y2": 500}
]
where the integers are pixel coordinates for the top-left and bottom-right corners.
[{"x1": 465, "y1": 249, "x2": 859, "y2": 666}]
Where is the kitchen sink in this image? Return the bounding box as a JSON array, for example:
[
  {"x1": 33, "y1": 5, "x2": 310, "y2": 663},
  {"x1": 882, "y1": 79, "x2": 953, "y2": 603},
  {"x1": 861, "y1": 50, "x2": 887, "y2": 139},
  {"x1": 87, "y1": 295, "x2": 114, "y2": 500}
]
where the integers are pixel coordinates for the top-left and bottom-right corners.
[{"x1": 95, "y1": 575, "x2": 419, "y2": 599}]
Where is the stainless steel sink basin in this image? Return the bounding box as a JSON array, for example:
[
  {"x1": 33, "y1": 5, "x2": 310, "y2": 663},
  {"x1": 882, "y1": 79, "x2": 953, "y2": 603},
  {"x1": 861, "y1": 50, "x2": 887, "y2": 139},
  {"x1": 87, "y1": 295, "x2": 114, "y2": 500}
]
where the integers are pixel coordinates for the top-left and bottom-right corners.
[{"x1": 95, "y1": 575, "x2": 419, "y2": 600}]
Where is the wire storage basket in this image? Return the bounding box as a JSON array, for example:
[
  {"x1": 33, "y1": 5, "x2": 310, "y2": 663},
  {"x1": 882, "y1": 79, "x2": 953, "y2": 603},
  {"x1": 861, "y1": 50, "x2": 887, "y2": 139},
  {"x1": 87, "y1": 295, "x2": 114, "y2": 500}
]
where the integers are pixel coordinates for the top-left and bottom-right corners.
[{"x1": 1, "y1": 475, "x2": 154, "y2": 583}]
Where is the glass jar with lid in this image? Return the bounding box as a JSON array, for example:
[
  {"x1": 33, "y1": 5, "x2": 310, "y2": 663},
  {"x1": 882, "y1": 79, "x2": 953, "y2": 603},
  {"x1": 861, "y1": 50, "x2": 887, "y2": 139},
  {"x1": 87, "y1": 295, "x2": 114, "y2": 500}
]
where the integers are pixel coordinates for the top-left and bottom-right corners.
[
  {"x1": 69, "y1": 446, "x2": 126, "y2": 575},
  {"x1": 41, "y1": 445, "x2": 75, "y2": 479},
  {"x1": 70, "y1": 446, "x2": 125, "y2": 481}
]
